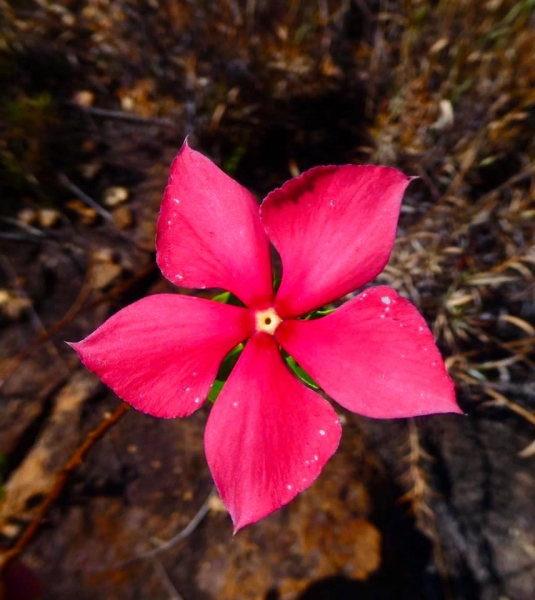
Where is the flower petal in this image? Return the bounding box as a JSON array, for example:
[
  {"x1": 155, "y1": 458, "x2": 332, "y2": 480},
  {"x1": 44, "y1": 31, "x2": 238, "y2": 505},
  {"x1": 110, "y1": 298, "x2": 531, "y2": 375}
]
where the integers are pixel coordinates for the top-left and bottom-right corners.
[
  {"x1": 260, "y1": 165, "x2": 413, "y2": 317},
  {"x1": 276, "y1": 286, "x2": 461, "y2": 418},
  {"x1": 157, "y1": 141, "x2": 273, "y2": 308},
  {"x1": 204, "y1": 333, "x2": 342, "y2": 531},
  {"x1": 70, "y1": 295, "x2": 253, "y2": 418}
]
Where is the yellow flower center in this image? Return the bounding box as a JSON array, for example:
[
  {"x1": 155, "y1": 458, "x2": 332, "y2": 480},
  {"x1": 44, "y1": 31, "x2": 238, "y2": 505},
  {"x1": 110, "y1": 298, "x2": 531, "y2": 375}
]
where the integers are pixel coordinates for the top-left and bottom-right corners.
[{"x1": 255, "y1": 307, "x2": 282, "y2": 335}]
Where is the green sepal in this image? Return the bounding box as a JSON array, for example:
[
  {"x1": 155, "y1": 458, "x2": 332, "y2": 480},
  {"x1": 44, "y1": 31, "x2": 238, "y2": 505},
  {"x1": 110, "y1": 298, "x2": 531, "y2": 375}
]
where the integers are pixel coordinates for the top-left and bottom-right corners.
[
  {"x1": 211, "y1": 290, "x2": 245, "y2": 307},
  {"x1": 211, "y1": 290, "x2": 231, "y2": 304},
  {"x1": 207, "y1": 343, "x2": 244, "y2": 403},
  {"x1": 284, "y1": 354, "x2": 321, "y2": 390},
  {"x1": 207, "y1": 380, "x2": 225, "y2": 404},
  {"x1": 218, "y1": 343, "x2": 243, "y2": 380},
  {"x1": 301, "y1": 306, "x2": 336, "y2": 320}
]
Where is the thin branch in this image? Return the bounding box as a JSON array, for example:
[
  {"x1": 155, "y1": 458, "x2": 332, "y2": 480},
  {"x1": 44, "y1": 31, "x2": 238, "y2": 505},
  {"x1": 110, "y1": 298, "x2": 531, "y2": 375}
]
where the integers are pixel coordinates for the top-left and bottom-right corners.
[
  {"x1": 114, "y1": 487, "x2": 216, "y2": 568},
  {"x1": 58, "y1": 172, "x2": 114, "y2": 222},
  {"x1": 0, "y1": 262, "x2": 155, "y2": 389},
  {"x1": 65, "y1": 103, "x2": 176, "y2": 127},
  {"x1": 151, "y1": 559, "x2": 185, "y2": 600},
  {"x1": 0, "y1": 402, "x2": 131, "y2": 574},
  {"x1": 0, "y1": 253, "x2": 71, "y2": 379},
  {"x1": 0, "y1": 253, "x2": 94, "y2": 388}
]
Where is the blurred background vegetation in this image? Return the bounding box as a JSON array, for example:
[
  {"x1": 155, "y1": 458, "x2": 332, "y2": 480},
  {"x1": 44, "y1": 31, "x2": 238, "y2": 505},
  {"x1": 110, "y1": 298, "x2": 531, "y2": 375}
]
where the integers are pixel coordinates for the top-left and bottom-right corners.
[{"x1": 0, "y1": 1, "x2": 534, "y2": 599}]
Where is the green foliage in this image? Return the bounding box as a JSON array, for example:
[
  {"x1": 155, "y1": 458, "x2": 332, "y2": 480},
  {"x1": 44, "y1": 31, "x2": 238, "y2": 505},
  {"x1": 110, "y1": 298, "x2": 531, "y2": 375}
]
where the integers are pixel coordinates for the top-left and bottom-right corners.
[
  {"x1": 222, "y1": 143, "x2": 247, "y2": 177},
  {"x1": 0, "y1": 91, "x2": 56, "y2": 211}
]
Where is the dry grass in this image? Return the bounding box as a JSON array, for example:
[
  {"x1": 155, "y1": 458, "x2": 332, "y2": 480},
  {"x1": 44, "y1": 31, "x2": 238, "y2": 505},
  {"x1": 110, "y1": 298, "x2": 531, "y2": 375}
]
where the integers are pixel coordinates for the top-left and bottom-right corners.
[{"x1": 371, "y1": 0, "x2": 535, "y2": 419}]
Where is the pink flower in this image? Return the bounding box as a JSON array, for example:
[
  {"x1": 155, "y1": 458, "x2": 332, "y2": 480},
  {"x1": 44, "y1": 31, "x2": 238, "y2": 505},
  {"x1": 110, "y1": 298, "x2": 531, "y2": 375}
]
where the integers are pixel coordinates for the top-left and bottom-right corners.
[{"x1": 71, "y1": 141, "x2": 461, "y2": 531}]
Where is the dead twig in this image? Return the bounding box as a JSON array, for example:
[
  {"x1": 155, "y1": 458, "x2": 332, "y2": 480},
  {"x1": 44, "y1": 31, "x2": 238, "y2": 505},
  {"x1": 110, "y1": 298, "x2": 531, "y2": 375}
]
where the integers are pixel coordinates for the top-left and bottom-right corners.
[
  {"x1": 398, "y1": 420, "x2": 452, "y2": 595},
  {"x1": 58, "y1": 172, "x2": 114, "y2": 222},
  {"x1": 0, "y1": 262, "x2": 156, "y2": 389},
  {"x1": 114, "y1": 487, "x2": 216, "y2": 568},
  {"x1": 0, "y1": 402, "x2": 131, "y2": 575},
  {"x1": 65, "y1": 103, "x2": 176, "y2": 127}
]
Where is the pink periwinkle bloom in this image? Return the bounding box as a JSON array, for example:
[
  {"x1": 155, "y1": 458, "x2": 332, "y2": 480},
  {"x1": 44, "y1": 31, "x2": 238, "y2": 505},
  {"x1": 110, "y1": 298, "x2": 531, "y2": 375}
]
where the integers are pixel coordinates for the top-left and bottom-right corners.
[{"x1": 71, "y1": 141, "x2": 461, "y2": 531}]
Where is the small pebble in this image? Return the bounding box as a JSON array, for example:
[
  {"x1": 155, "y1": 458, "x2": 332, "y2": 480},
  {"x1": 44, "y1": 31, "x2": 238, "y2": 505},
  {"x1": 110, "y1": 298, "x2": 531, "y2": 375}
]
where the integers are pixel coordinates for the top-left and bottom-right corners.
[
  {"x1": 17, "y1": 208, "x2": 36, "y2": 226},
  {"x1": 72, "y1": 90, "x2": 95, "y2": 107},
  {"x1": 37, "y1": 208, "x2": 61, "y2": 228},
  {"x1": 103, "y1": 186, "x2": 129, "y2": 207}
]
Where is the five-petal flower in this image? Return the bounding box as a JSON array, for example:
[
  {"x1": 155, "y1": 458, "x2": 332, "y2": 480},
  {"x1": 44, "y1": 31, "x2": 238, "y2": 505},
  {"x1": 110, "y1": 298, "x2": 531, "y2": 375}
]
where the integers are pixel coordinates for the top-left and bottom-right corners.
[{"x1": 71, "y1": 141, "x2": 461, "y2": 531}]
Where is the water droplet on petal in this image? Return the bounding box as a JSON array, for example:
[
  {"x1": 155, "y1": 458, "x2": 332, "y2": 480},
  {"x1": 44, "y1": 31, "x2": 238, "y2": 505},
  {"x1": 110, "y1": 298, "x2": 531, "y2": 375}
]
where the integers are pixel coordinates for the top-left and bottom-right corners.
[{"x1": 381, "y1": 296, "x2": 391, "y2": 305}]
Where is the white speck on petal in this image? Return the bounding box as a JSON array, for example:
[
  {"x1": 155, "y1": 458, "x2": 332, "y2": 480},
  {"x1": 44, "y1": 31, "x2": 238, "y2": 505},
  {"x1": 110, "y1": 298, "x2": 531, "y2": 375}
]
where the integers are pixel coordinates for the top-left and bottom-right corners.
[
  {"x1": 173, "y1": 197, "x2": 180, "y2": 204},
  {"x1": 232, "y1": 401, "x2": 239, "y2": 408},
  {"x1": 319, "y1": 429, "x2": 326, "y2": 436},
  {"x1": 380, "y1": 314, "x2": 385, "y2": 319},
  {"x1": 176, "y1": 274, "x2": 183, "y2": 280},
  {"x1": 418, "y1": 326, "x2": 424, "y2": 332},
  {"x1": 287, "y1": 484, "x2": 293, "y2": 490},
  {"x1": 314, "y1": 455, "x2": 319, "y2": 461},
  {"x1": 381, "y1": 296, "x2": 391, "y2": 305},
  {"x1": 185, "y1": 387, "x2": 190, "y2": 392},
  {"x1": 329, "y1": 199, "x2": 335, "y2": 207},
  {"x1": 194, "y1": 397, "x2": 200, "y2": 404}
]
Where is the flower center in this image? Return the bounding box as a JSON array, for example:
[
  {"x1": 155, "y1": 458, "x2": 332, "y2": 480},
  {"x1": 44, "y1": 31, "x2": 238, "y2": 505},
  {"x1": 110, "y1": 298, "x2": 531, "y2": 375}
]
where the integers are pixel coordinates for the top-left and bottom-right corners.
[{"x1": 255, "y1": 307, "x2": 282, "y2": 335}]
